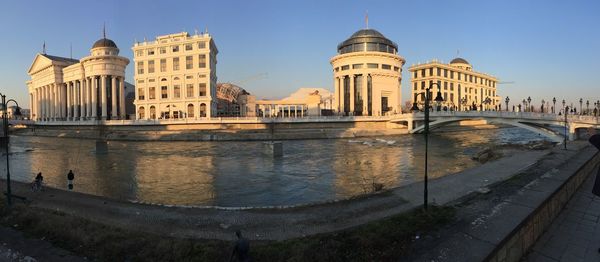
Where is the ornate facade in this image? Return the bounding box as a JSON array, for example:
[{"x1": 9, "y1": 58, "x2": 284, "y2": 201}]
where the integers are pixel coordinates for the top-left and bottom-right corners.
[
  {"x1": 409, "y1": 58, "x2": 500, "y2": 111},
  {"x1": 132, "y1": 32, "x2": 218, "y2": 120},
  {"x1": 27, "y1": 36, "x2": 130, "y2": 121},
  {"x1": 330, "y1": 29, "x2": 405, "y2": 116}
]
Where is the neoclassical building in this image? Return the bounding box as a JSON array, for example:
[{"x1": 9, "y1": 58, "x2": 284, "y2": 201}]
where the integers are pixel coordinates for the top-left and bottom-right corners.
[
  {"x1": 27, "y1": 35, "x2": 130, "y2": 121},
  {"x1": 409, "y1": 58, "x2": 499, "y2": 111},
  {"x1": 132, "y1": 31, "x2": 218, "y2": 120},
  {"x1": 330, "y1": 29, "x2": 405, "y2": 116}
]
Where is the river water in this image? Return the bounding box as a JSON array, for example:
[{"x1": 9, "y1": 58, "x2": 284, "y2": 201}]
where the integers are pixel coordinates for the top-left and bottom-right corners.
[{"x1": 1, "y1": 126, "x2": 548, "y2": 207}]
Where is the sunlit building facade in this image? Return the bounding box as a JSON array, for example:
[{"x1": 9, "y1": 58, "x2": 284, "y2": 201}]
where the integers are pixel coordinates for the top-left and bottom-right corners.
[
  {"x1": 132, "y1": 32, "x2": 218, "y2": 119},
  {"x1": 409, "y1": 58, "x2": 500, "y2": 111},
  {"x1": 27, "y1": 34, "x2": 130, "y2": 121},
  {"x1": 331, "y1": 29, "x2": 405, "y2": 116}
]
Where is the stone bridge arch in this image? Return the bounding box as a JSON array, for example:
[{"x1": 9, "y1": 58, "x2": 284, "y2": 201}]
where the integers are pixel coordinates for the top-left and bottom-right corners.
[{"x1": 409, "y1": 117, "x2": 564, "y2": 143}]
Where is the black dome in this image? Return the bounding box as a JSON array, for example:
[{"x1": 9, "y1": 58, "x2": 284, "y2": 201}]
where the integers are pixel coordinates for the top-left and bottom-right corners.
[
  {"x1": 92, "y1": 38, "x2": 118, "y2": 49},
  {"x1": 450, "y1": 57, "x2": 469, "y2": 64},
  {"x1": 337, "y1": 29, "x2": 397, "y2": 54}
]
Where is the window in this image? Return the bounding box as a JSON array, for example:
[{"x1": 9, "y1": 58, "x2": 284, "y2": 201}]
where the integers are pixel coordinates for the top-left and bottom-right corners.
[
  {"x1": 199, "y1": 103, "x2": 206, "y2": 117},
  {"x1": 352, "y1": 64, "x2": 363, "y2": 69},
  {"x1": 138, "y1": 106, "x2": 145, "y2": 119},
  {"x1": 450, "y1": 71, "x2": 454, "y2": 79},
  {"x1": 186, "y1": 56, "x2": 193, "y2": 69},
  {"x1": 437, "y1": 68, "x2": 441, "y2": 76},
  {"x1": 149, "y1": 106, "x2": 156, "y2": 119},
  {"x1": 172, "y1": 45, "x2": 179, "y2": 52},
  {"x1": 367, "y1": 63, "x2": 378, "y2": 69},
  {"x1": 341, "y1": 65, "x2": 350, "y2": 70},
  {"x1": 450, "y1": 93, "x2": 454, "y2": 102},
  {"x1": 174, "y1": 85, "x2": 181, "y2": 98},
  {"x1": 159, "y1": 47, "x2": 166, "y2": 54},
  {"x1": 199, "y1": 83, "x2": 207, "y2": 96},
  {"x1": 469, "y1": 75, "x2": 473, "y2": 82},
  {"x1": 185, "y1": 44, "x2": 193, "y2": 51},
  {"x1": 429, "y1": 68, "x2": 433, "y2": 76},
  {"x1": 394, "y1": 66, "x2": 399, "y2": 72},
  {"x1": 444, "y1": 82, "x2": 448, "y2": 90},
  {"x1": 149, "y1": 79, "x2": 155, "y2": 83},
  {"x1": 137, "y1": 61, "x2": 144, "y2": 74},
  {"x1": 198, "y1": 74, "x2": 206, "y2": 78},
  {"x1": 186, "y1": 75, "x2": 193, "y2": 79},
  {"x1": 413, "y1": 83, "x2": 417, "y2": 90},
  {"x1": 160, "y1": 59, "x2": 166, "y2": 72},
  {"x1": 421, "y1": 69, "x2": 425, "y2": 77},
  {"x1": 186, "y1": 84, "x2": 194, "y2": 97},
  {"x1": 148, "y1": 60, "x2": 155, "y2": 73},
  {"x1": 135, "y1": 50, "x2": 143, "y2": 57},
  {"x1": 198, "y1": 54, "x2": 206, "y2": 68},
  {"x1": 138, "y1": 88, "x2": 145, "y2": 100},
  {"x1": 413, "y1": 71, "x2": 417, "y2": 78},
  {"x1": 450, "y1": 83, "x2": 454, "y2": 91},
  {"x1": 147, "y1": 49, "x2": 155, "y2": 55},
  {"x1": 421, "y1": 81, "x2": 425, "y2": 90},
  {"x1": 187, "y1": 104, "x2": 194, "y2": 118},
  {"x1": 198, "y1": 42, "x2": 206, "y2": 49},
  {"x1": 444, "y1": 69, "x2": 448, "y2": 77},
  {"x1": 138, "y1": 80, "x2": 145, "y2": 83},
  {"x1": 382, "y1": 64, "x2": 392, "y2": 70},
  {"x1": 173, "y1": 57, "x2": 180, "y2": 71},
  {"x1": 161, "y1": 86, "x2": 168, "y2": 99},
  {"x1": 458, "y1": 72, "x2": 461, "y2": 80},
  {"x1": 149, "y1": 87, "x2": 156, "y2": 99}
]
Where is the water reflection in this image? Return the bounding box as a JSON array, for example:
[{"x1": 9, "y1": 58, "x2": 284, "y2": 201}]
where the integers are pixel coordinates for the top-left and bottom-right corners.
[{"x1": 2, "y1": 126, "x2": 547, "y2": 207}]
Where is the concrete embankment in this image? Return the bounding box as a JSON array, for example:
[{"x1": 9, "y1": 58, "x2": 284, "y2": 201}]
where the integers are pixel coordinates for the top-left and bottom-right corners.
[{"x1": 15, "y1": 120, "x2": 407, "y2": 141}]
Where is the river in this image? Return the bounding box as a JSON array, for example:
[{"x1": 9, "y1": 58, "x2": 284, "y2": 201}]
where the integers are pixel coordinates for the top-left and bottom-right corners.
[{"x1": 1, "y1": 126, "x2": 549, "y2": 207}]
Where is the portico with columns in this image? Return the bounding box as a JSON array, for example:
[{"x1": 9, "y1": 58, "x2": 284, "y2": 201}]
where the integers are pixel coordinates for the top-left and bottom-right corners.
[{"x1": 27, "y1": 34, "x2": 130, "y2": 122}]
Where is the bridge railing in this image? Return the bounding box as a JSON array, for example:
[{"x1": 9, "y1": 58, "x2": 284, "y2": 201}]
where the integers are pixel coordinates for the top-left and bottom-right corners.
[{"x1": 396, "y1": 111, "x2": 599, "y2": 124}]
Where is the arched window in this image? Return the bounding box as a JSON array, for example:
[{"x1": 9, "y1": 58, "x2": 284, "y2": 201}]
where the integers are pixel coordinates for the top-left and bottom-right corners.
[
  {"x1": 161, "y1": 78, "x2": 167, "y2": 82},
  {"x1": 187, "y1": 104, "x2": 194, "y2": 118},
  {"x1": 138, "y1": 106, "x2": 145, "y2": 119},
  {"x1": 149, "y1": 106, "x2": 156, "y2": 119},
  {"x1": 200, "y1": 103, "x2": 207, "y2": 117},
  {"x1": 173, "y1": 77, "x2": 180, "y2": 81}
]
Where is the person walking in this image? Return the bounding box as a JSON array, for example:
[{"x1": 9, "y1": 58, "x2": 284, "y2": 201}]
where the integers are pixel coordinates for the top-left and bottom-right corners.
[
  {"x1": 230, "y1": 230, "x2": 251, "y2": 262},
  {"x1": 67, "y1": 170, "x2": 75, "y2": 190}
]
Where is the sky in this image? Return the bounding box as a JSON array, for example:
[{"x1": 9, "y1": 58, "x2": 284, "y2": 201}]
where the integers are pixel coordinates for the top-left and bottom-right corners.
[{"x1": 1, "y1": 0, "x2": 599, "y2": 110}]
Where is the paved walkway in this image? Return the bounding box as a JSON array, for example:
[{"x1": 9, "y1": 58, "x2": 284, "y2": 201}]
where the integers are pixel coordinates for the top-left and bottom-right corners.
[{"x1": 525, "y1": 168, "x2": 600, "y2": 262}]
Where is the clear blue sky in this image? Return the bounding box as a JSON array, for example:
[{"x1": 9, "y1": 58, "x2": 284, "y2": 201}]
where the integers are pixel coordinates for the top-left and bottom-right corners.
[{"x1": 1, "y1": 0, "x2": 599, "y2": 109}]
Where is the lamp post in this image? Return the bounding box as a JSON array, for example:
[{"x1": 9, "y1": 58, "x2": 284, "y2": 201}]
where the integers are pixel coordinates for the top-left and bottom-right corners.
[
  {"x1": 410, "y1": 82, "x2": 443, "y2": 210},
  {"x1": 564, "y1": 106, "x2": 569, "y2": 150},
  {"x1": 522, "y1": 99, "x2": 526, "y2": 112},
  {"x1": 552, "y1": 97, "x2": 556, "y2": 114},
  {"x1": 505, "y1": 97, "x2": 510, "y2": 112},
  {"x1": 527, "y1": 96, "x2": 532, "y2": 112},
  {"x1": 0, "y1": 93, "x2": 20, "y2": 207},
  {"x1": 579, "y1": 98, "x2": 583, "y2": 115},
  {"x1": 562, "y1": 99, "x2": 566, "y2": 115},
  {"x1": 460, "y1": 97, "x2": 467, "y2": 111}
]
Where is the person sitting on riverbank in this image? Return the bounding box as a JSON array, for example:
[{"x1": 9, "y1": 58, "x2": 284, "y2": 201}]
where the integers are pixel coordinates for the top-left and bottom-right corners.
[
  {"x1": 67, "y1": 170, "x2": 74, "y2": 190},
  {"x1": 31, "y1": 172, "x2": 43, "y2": 192}
]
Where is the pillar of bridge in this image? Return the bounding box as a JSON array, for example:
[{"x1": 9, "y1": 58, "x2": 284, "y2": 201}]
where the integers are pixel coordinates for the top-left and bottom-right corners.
[
  {"x1": 407, "y1": 120, "x2": 413, "y2": 131},
  {"x1": 568, "y1": 126, "x2": 577, "y2": 141}
]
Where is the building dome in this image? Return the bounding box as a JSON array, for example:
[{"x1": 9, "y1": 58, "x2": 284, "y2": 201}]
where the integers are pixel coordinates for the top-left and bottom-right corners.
[
  {"x1": 450, "y1": 57, "x2": 469, "y2": 64},
  {"x1": 92, "y1": 38, "x2": 118, "y2": 49},
  {"x1": 337, "y1": 29, "x2": 398, "y2": 54}
]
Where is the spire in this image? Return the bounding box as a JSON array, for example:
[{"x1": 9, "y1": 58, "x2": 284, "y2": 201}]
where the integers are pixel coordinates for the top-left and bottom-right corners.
[
  {"x1": 70, "y1": 43, "x2": 72, "y2": 59},
  {"x1": 456, "y1": 49, "x2": 460, "y2": 57},
  {"x1": 365, "y1": 10, "x2": 369, "y2": 29},
  {"x1": 42, "y1": 41, "x2": 46, "y2": 54},
  {"x1": 103, "y1": 22, "x2": 106, "y2": 39}
]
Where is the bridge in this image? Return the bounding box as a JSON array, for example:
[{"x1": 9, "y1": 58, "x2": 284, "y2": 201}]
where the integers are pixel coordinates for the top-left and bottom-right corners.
[{"x1": 389, "y1": 111, "x2": 600, "y2": 142}]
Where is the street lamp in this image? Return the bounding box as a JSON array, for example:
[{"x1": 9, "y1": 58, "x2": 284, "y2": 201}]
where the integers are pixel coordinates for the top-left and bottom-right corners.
[
  {"x1": 0, "y1": 93, "x2": 20, "y2": 207},
  {"x1": 562, "y1": 99, "x2": 566, "y2": 115},
  {"x1": 564, "y1": 106, "x2": 569, "y2": 150},
  {"x1": 410, "y1": 82, "x2": 443, "y2": 210},
  {"x1": 522, "y1": 99, "x2": 527, "y2": 112},
  {"x1": 541, "y1": 99, "x2": 545, "y2": 113},
  {"x1": 527, "y1": 96, "x2": 532, "y2": 112},
  {"x1": 579, "y1": 98, "x2": 583, "y2": 115},
  {"x1": 552, "y1": 97, "x2": 556, "y2": 114},
  {"x1": 505, "y1": 97, "x2": 510, "y2": 112}
]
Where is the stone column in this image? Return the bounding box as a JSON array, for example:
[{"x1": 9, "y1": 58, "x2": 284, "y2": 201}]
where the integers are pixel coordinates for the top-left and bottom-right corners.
[
  {"x1": 334, "y1": 76, "x2": 340, "y2": 112},
  {"x1": 41, "y1": 86, "x2": 45, "y2": 120},
  {"x1": 101, "y1": 75, "x2": 108, "y2": 119},
  {"x1": 362, "y1": 74, "x2": 369, "y2": 114},
  {"x1": 119, "y1": 77, "x2": 126, "y2": 119},
  {"x1": 62, "y1": 83, "x2": 67, "y2": 119},
  {"x1": 80, "y1": 79, "x2": 85, "y2": 119},
  {"x1": 349, "y1": 75, "x2": 355, "y2": 115},
  {"x1": 51, "y1": 83, "x2": 57, "y2": 120},
  {"x1": 73, "y1": 81, "x2": 80, "y2": 120},
  {"x1": 111, "y1": 76, "x2": 117, "y2": 119},
  {"x1": 67, "y1": 82, "x2": 72, "y2": 120},
  {"x1": 340, "y1": 77, "x2": 346, "y2": 115},
  {"x1": 86, "y1": 77, "x2": 92, "y2": 118},
  {"x1": 91, "y1": 76, "x2": 98, "y2": 119}
]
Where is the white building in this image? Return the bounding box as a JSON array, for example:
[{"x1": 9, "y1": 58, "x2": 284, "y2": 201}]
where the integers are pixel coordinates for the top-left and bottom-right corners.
[
  {"x1": 27, "y1": 34, "x2": 130, "y2": 121},
  {"x1": 132, "y1": 31, "x2": 218, "y2": 119}
]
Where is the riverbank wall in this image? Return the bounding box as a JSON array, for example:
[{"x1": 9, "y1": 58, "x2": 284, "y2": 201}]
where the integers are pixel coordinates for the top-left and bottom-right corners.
[{"x1": 17, "y1": 118, "x2": 408, "y2": 141}]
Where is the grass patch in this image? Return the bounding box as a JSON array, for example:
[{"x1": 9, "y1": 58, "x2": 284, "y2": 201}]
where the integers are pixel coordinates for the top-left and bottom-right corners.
[{"x1": 0, "y1": 195, "x2": 454, "y2": 261}]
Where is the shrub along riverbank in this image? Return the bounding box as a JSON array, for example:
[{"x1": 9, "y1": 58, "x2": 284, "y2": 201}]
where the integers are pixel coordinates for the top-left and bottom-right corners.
[{"x1": 0, "y1": 195, "x2": 454, "y2": 261}]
